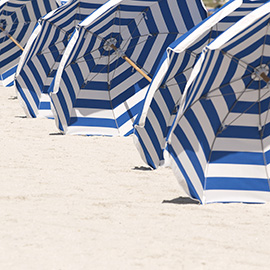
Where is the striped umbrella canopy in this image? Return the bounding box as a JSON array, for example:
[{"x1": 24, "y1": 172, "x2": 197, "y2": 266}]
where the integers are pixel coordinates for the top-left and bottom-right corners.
[
  {"x1": 50, "y1": 0, "x2": 207, "y2": 136},
  {"x1": 133, "y1": 0, "x2": 268, "y2": 169},
  {"x1": 166, "y1": 1, "x2": 270, "y2": 204},
  {"x1": 0, "y1": 0, "x2": 60, "y2": 87},
  {"x1": 15, "y1": 0, "x2": 106, "y2": 119}
]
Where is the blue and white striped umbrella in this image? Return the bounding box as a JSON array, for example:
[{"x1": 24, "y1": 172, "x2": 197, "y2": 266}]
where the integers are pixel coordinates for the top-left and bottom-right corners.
[
  {"x1": 0, "y1": 0, "x2": 60, "y2": 87},
  {"x1": 50, "y1": 0, "x2": 207, "y2": 136},
  {"x1": 133, "y1": 0, "x2": 268, "y2": 169},
  {"x1": 166, "y1": 1, "x2": 270, "y2": 204},
  {"x1": 15, "y1": 0, "x2": 107, "y2": 119}
]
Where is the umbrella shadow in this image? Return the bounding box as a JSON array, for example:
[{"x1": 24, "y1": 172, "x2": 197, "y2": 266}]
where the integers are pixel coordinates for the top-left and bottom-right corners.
[
  {"x1": 8, "y1": 96, "x2": 18, "y2": 100},
  {"x1": 162, "y1": 196, "x2": 199, "y2": 205},
  {"x1": 49, "y1": 132, "x2": 64, "y2": 136},
  {"x1": 132, "y1": 166, "x2": 153, "y2": 171}
]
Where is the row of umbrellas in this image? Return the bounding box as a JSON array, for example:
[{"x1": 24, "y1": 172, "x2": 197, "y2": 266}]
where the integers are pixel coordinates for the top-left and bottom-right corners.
[
  {"x1": 1, "y1": 0, "x2": 270, "y2": 204},
  {"x1": 15, "y1": 0, "x2": 207, "y2": 135}
]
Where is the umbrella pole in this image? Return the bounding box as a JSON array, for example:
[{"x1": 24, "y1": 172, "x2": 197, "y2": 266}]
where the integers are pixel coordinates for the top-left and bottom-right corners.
[
  {"x1": 260, "y1": 72, "x2": 270, "y2": 83},
  {"x1": 110, "y1": 44, "x2": 152, "y2": 83},
  {"x1": 0, "y1": 26, "x2": 24, "y2": 51}
]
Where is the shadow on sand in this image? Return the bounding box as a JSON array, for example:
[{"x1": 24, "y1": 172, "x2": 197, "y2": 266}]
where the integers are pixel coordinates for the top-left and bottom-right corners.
[
  {"x1": 132, "y1": 166, "x2": 153, "y2": 171},
  {"x1": 163, "y1": 196, "x2": 199, "y2": 205},
  {"x1": 49, "y1": 132, "x2": 64, "y2": 136}
]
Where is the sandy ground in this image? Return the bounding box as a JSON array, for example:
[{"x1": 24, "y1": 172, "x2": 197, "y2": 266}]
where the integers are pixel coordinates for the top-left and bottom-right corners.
[{"x1": 1, "y1": 86, "x2": 270, "y2": 269}]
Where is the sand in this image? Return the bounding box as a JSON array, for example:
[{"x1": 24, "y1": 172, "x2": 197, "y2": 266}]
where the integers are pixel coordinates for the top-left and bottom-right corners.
[{"x1": 1, "y1": 86, "x2": 270, "y2": 269}]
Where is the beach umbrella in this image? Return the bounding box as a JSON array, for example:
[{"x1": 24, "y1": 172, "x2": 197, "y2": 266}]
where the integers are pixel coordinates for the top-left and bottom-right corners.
[
  {"x1": 165, "y1": 1, "x2": 270, "y2": 204},
  {"x1": 0, "y1": 0, "x2": 61, "y2": 87},
  {"x1": 49, "y1": 0, "x2": 207, "y2": 136},
  {"x1": 15, "y1": 0, "x2": 107, "y2": 119},
  {"x1": 133, "y1": 0, "x2": 268, "y2": 169}
]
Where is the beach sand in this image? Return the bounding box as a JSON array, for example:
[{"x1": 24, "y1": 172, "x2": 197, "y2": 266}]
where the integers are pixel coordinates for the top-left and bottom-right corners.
[{"x1": 1, "y1": 86, "x2": 270, "y2": 269}]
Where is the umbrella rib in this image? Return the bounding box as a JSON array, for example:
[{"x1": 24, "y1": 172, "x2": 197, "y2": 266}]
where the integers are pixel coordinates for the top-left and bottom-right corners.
[
  {"x1": 38, "y1": 38, "x2": 71, "y2": 55},
  {"x1": 173, "y1": 76, "x2": 253, "y2": 118},
  {"x1": 224, "y1": 88, "x2": 270, "y2": 128},
  {"x1": 122, "y1": 32, "x2": 183, "y2": 50},
  {"x1": 216, "y1": 79, "x2": 257, "y2": 131},
  {"x1": 68, "y1": 47, "x2": 103, "y2": 66},
  {"x1": 165, "y1": 52, "x2": 200, "y2": 87},
  {"x1": 260, "y1": 18, "x2": 270, "y2": 66},
  {"x1": 202, "y1": 88, "x2": 266, "y2": 99},
  {"x1": 166, "y1": 79, "x2": 188, "y2": 89},
  {"x1": 199, "y1": 74, "x2": 252, "y2": 99},
  {"x1": 221, "y1": 50, "x2": 255, "y2": 74}
]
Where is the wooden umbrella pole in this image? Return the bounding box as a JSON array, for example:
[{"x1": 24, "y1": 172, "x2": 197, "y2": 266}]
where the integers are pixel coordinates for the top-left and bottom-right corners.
[
  {"x1": 260, "y1": 72, "x2": 270, "y2": 83},
  {"x1": 0, "y1": 26, "x2": 24, "y2": 51},
  {"x1": 110, "y1": 44, "x2": 152, "y2": 83}
]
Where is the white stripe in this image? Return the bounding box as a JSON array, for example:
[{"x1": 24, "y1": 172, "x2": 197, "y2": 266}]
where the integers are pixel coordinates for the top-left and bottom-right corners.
[
  {"x1": 72, "y1": 108, "x2": 115, "y2": 119},
  {"x1": 207, "y1": 163, "x2": 267, "y2": 179},
  {"x1": 66, "y1": 125, "x2": 119, "y2": 136},
  {"x1": 213, "y1": 137, "x2": 262, "y2": 152}
]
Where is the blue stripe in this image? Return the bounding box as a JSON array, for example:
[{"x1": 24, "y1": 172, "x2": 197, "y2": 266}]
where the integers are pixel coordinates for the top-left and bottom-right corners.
[
  {"x1": 69, "y1": 117, "x2": 117, "y2": 129},
  {"x1": 206, "y1": 177, "x2": 270, "y2": 191},
  {"x1": 210, "y1": 151, "x2": 265, "y2": 165},
  {"x1": 218, "y1": 126, "x2": 261, "y2": 139},
  {"x1": 40, "y1": 102, "x2": 51, "y2": 110}
]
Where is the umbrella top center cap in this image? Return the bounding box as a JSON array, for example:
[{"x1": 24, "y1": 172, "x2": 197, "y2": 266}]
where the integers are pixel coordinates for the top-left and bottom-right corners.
[
  {"x1": 252, "y1": 64, "x2": 270, "y2": 81},
  {"x1": 103, "y1": 38, "x2": 117, "y2": 51}
]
